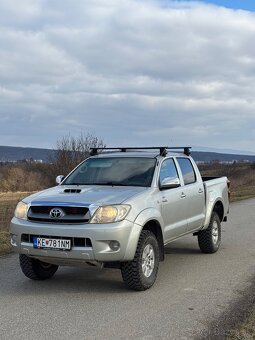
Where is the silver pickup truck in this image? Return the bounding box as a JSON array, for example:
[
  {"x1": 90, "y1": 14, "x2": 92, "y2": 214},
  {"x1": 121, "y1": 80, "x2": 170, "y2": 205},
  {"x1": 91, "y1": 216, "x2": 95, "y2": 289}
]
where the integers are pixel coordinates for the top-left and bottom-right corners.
[{"x1": 10, "y1": 147, "x2": 230, "y2": 290}]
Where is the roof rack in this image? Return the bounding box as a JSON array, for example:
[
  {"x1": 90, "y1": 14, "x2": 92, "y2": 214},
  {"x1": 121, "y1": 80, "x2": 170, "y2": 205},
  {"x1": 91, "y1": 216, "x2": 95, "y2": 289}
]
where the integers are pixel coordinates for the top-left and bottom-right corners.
[{"x1": 89, "y1": 146, "x2": 191, "y2": 157}]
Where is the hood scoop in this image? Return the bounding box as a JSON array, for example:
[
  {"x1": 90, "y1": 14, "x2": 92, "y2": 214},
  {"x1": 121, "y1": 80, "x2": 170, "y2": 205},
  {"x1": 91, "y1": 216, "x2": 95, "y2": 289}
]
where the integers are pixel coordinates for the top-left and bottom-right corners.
[{"x1": 64, "y1": 188, "x2": 82, "y2": 194}]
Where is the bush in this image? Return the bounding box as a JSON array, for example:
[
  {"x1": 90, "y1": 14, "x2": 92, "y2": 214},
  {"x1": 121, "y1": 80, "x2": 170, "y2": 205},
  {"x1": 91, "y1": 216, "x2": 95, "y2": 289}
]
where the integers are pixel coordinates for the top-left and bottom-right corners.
[{"x1": 0, "y1": 165, "x2": 47, "y2": 192}]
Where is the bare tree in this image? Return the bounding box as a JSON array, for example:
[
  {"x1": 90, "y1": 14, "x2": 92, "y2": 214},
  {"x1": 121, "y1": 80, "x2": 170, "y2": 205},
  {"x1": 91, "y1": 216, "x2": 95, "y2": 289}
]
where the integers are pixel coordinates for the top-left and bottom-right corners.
[{"x1": 51, "y1": 132, "x2": 105, "y2": 176}]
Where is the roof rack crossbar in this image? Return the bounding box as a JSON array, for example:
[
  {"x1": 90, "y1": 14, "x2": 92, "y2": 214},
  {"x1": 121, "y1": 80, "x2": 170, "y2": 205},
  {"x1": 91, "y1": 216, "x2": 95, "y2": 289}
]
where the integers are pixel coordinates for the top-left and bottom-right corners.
[{"x1": 90, "y1": 146, "x2": 191, "y2": 156}]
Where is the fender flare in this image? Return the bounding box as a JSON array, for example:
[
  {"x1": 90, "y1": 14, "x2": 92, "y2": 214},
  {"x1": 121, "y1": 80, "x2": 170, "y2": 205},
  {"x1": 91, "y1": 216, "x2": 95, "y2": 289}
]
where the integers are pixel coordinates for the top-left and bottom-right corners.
[
  {"x1": 123, "y1": 208, "x2": 164, "y2": 261},
  {"x1": 203, "y1": 198, "x2": 224, "y2": 229},
  {"x1": 134, "y1": 207, "x2": 164, "y2": 228}
]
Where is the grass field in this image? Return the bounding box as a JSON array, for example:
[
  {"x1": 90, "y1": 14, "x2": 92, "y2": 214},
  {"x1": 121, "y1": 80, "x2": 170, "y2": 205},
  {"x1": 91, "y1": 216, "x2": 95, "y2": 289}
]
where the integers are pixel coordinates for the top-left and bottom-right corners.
[
  {"x1": 0, "y1": 192, "x2": 31, "y2": 255},
  {"x1": 199, "y1": 163, "x2": 255, "y2": 202}
]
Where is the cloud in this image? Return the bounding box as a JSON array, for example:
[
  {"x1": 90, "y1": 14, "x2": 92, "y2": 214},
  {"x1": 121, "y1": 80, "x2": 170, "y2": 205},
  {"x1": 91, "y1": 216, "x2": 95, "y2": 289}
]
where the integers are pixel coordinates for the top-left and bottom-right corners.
[{"x1": 0, "y1": 0, "x2": 255, "y2": 152}]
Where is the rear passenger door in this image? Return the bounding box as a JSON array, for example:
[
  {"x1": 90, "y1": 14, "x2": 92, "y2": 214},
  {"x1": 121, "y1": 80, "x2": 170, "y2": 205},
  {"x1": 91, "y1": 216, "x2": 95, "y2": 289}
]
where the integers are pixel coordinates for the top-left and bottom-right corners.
[{"x1": 176, "y1": 158, "x2": 205, "y2": 232}]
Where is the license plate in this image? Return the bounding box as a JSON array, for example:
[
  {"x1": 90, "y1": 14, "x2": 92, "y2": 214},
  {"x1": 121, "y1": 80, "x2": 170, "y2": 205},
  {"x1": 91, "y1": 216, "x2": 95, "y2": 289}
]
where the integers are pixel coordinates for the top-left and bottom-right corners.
[{"x1": 33, "y1": 237, "x2": 71, "y2": 250}]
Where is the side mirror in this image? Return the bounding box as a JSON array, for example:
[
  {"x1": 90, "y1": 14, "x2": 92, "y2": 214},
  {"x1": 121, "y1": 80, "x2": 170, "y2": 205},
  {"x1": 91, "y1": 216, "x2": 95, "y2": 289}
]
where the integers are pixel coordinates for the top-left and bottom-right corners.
[
  {"x1": 160, "y1": 177, "x2": 181, "y2": 190},
  {"x1": 56, "y1": 175, "x2": 65, "y2": 185}
]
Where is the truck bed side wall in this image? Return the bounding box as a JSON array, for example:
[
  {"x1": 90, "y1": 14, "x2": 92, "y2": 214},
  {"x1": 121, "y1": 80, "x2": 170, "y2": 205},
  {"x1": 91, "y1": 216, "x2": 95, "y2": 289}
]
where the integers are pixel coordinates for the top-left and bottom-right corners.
[{"x1": 203, "y1": 177, "x2": 229, "y2": 229}]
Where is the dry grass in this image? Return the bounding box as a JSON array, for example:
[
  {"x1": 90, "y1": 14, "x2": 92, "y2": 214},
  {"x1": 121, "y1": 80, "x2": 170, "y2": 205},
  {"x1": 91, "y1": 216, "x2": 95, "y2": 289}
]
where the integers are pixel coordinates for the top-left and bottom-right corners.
[
  {"x1": 231, "y1": 186, "x2": 255, "y2": 202},
  {"x1": 228, "y1": 308, "x2": 255, "y2": 340},
  {"x1": 0, "y1": 232, "x2": 11, "y2": 255},
  {"x1": 199, "y1": 163, "x2": 255, "y2": 203},
  {"x1": 0, "y1": 192, "x2": 32, "y2": 255}
]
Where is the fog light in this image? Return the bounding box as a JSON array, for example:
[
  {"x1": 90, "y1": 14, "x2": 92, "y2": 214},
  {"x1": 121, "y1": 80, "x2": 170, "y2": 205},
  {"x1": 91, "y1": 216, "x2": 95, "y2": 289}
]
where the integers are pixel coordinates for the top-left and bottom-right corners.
[
  {"x1": 109, "y1": 240, "x2": 120, "y2": 251},
  {"x1": 11, "y1": 234, "x2": 17, "y2": 246}
]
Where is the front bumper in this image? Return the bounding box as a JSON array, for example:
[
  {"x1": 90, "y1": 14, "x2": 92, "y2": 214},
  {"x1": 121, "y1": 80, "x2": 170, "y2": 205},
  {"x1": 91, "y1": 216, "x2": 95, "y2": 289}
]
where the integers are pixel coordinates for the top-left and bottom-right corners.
[{"x1": 10, "y1": 217, "x2": 142, "y2": 265}]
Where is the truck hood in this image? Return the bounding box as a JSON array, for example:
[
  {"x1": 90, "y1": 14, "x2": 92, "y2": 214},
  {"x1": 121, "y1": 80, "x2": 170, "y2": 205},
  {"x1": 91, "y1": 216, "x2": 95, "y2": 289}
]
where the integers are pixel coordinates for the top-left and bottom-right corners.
[{"x1": 24, "y1": 185, "x2": 148, "y2": 206}]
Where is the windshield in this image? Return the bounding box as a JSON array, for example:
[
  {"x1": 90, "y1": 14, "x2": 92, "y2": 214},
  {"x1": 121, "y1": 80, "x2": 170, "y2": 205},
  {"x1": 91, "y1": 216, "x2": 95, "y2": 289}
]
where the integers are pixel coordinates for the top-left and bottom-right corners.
[{"x1": 63, "y1": 157, "x2": 156, "y2": 187}]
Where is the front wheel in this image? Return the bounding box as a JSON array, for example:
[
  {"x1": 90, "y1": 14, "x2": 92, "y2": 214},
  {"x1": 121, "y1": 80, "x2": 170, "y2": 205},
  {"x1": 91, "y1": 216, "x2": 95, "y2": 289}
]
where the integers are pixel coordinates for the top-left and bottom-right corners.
[
  {"x1": 121, "y1": 230, "x2": 160, "y2": 291},
  {"x1": 197, "y1": 212, "x2": 221, "y2": 253},
  {"x1": 19, "y1": 254, "x2": 58, "y2": 280}
]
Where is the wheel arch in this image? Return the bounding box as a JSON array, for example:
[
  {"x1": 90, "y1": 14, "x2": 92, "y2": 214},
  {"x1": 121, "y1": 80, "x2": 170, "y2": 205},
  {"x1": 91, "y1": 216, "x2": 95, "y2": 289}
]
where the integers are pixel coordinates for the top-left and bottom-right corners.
[
  {"x1": 212, "y1": 200, "x2": 224, "y2": 222},
  {"x1": 142, "y1": 220, "x2": 164, "y2": 261}
]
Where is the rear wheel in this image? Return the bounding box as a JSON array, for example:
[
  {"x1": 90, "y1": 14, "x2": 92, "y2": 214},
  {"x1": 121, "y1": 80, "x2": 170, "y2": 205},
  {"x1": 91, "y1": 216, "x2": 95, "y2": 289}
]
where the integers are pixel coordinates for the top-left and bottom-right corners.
[
  {"x1": 197, "y1": 212, "x2": 221, "y2": 253},
  {"x1": 19, "y1": 254, "x2": 58, "y2": 280},
  {"x1": 121, "y1": 230, "x2": 160, "y2": 291}
]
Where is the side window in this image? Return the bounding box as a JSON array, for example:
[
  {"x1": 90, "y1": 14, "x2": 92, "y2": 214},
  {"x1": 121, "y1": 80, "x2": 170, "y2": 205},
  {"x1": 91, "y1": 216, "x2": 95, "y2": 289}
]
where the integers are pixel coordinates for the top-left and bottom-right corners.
[
  {"x1": 177, "y1": 158, "x2": 196, "y2": 185},
  {"x1": 159, "y1": 159, "x2": 179, "y2": 183}
]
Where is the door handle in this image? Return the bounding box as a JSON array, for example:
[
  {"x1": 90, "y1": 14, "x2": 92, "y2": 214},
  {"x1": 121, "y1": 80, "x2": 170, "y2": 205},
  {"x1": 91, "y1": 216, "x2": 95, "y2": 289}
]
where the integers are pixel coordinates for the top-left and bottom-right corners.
[
  {"x1": 198, "y1": 188, "x2": 204, "y2": 194},
  {"x1": 162, "y1": 196, "x2": 168, "y2": 203},
  {"x1": 181, "y1": 193, "x2": 186, "y2": 198}
]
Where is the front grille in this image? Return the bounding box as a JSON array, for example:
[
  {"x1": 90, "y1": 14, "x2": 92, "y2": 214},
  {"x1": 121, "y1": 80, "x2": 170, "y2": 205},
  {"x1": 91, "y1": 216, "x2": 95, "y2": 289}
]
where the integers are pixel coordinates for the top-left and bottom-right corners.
[
  {"x1": 27, "y1": 205, "x2": 90, "y2": 224},
  {"x1": 21, "y1": 234, "x2": 92, "y2": 248}
]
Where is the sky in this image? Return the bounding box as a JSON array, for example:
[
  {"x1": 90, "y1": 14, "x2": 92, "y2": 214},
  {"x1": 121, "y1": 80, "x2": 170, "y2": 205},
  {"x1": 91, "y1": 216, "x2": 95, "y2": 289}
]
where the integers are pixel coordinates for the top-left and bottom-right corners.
[{"x1": 0, "y1": 0, "x2": 255, "y2": 153}]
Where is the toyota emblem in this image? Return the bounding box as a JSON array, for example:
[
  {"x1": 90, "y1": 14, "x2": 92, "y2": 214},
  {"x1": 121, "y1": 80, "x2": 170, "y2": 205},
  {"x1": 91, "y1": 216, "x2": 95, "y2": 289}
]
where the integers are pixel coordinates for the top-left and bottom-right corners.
[{"x1": 49, "y1": 208, "x2": 65, "y2": 219}]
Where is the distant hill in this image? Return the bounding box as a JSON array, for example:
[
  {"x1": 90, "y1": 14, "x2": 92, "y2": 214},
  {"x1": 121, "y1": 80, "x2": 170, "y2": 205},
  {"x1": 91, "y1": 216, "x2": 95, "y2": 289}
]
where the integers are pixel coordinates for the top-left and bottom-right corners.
[
  {"x1": 0, "y1": 146, "x2": 55, "y2": 162},
  {"x1": 0, "y1": 145, "x2": 255, "y2": 163},
  {"x1": 192, "y1": 151, "x2": 255, "y2": 163}
]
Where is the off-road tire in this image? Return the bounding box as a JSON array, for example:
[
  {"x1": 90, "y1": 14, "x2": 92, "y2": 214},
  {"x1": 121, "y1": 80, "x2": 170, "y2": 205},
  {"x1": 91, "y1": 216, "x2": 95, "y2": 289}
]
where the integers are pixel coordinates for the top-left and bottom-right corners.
[
  {"x1": 197, "y1": 212, "x2": 221, "y2": 253},
  {"x1": 19, "y1": 254, "x2": 58, "y2": 280},
  {"x1": 121, "y1": 230, "x2": 160, "y2": 291}
]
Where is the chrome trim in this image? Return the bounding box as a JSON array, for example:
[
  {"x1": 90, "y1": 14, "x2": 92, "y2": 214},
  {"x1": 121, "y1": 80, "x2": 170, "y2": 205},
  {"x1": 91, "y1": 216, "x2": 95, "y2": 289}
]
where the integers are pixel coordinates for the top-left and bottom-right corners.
[
  {"x1": 49, "y1": 208, "x2": 65, "y2": 219},
  {"x1": 31, "y1": 201, "x2": 91, "y2": 208}
]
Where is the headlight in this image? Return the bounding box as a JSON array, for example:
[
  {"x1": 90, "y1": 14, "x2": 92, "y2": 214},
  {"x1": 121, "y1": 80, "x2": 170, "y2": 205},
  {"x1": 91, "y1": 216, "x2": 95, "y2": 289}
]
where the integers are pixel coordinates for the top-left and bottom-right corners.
[
  {"x1": 90, "y1": 205, "x2": 131, "y2": 224},
  {"x1": 15, "y1": 201, "x2": 28, "y2": 220}
]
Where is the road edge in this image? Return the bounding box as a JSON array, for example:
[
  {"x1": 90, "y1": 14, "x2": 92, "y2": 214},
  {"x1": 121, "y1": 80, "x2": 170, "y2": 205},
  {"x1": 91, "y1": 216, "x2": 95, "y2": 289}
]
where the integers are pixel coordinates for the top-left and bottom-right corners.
[{"x1": 196, "y1": 274, "x2": 255, "y2": 340}]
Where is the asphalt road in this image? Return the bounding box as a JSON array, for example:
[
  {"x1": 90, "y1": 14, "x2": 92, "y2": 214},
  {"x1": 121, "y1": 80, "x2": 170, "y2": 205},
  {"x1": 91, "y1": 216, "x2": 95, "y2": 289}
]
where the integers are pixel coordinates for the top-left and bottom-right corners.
[{"x1": 1, "y1": 199, "x2": 255, "y2": 340}]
